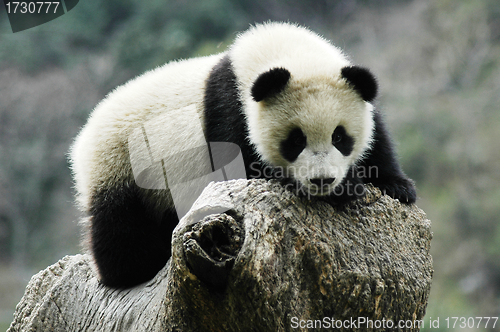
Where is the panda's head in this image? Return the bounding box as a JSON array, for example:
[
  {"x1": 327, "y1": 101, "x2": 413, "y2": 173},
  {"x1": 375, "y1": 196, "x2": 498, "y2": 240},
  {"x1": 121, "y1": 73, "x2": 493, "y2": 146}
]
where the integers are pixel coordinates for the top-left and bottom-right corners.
[{"x1": 247, "y1": 65, "x2": 377, "y2": 196}]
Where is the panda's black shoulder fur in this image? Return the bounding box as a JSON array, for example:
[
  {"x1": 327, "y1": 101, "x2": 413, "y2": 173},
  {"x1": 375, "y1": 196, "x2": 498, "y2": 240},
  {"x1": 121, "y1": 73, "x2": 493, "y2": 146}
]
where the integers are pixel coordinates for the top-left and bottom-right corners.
[
  {"x1": 357, "y1": 110, "x2": 417, "y2": 204},
  {"x1": 204, "y1": 55, "x2": 265, "y2": 179}
]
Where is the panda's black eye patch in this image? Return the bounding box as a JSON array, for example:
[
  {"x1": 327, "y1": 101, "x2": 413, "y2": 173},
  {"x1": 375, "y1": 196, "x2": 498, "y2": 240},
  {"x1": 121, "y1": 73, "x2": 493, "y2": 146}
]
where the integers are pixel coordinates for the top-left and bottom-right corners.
[
  {"x1": 280, "y1": 128, "x2": 306, "y2": 162},
  {"x1": 332, "y1": 126, "x2": 354, "y2": 156}
]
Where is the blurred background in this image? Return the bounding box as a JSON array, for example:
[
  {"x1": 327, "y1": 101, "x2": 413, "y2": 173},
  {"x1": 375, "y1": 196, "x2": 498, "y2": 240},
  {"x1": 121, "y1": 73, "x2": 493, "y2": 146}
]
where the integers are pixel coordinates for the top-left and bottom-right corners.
[{"x1": 1, "y1": 0, "x2": 499, "y2": 330}]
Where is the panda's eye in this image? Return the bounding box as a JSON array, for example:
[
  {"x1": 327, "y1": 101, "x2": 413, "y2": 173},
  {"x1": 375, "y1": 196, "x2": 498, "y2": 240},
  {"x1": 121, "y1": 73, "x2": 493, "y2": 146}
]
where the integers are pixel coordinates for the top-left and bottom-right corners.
[
  {"x1": 332, "y1": 126, "x2": 344, "y2": 144},
  {"x1": 294, "y1": 135, "x2": 306, "y2": 147},
  {"x1": 290, "y1": 128, "x2": 307, "y2": 147},
  {"x1": 280, "y1": 128, "x2": 306, "y2": 162},
  {"x1": 332, "y1": 125, "x2": 354, "y2": 156}
]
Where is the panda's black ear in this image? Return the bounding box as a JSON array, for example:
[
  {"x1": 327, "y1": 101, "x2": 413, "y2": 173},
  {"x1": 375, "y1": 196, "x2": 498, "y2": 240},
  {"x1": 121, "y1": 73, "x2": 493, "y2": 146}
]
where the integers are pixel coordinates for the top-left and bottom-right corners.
[
  {"x1": 341, "y1": 66, "x2": 378, "y2": 102},
  {"x1": 251, "y1": 68, "x2": 291, "y2": 102}
]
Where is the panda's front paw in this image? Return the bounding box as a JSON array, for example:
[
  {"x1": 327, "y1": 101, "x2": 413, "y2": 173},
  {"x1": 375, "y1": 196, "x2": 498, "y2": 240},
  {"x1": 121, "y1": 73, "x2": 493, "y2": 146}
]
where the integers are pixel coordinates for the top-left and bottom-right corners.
[{"x1": 378, "y1": 177, "x2": 417, "y2": 204}]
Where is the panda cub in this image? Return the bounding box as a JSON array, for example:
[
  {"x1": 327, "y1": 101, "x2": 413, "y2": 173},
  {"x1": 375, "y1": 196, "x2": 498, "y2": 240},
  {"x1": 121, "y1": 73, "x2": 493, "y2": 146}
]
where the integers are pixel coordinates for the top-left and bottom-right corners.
[{"x1": 70, "y1": 22, "x2": 416, "y2": 288}]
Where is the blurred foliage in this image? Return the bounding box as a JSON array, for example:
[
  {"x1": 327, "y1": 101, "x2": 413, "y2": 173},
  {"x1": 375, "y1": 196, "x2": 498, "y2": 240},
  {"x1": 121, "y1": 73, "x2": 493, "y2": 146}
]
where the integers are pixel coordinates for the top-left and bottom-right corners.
[{"x1": 1, "y1": 0, "x2": 500, "y2": 330}]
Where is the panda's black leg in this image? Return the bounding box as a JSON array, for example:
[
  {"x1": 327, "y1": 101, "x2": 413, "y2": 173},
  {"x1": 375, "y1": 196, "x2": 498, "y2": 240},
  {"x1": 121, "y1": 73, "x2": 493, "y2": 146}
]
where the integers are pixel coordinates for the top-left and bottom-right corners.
[
  {"x1": 359, "y1": 111, "x2": 417, "y2": 204},
  {"x1": 89, "y1": 181, "x2": 176, "y2": 288}
]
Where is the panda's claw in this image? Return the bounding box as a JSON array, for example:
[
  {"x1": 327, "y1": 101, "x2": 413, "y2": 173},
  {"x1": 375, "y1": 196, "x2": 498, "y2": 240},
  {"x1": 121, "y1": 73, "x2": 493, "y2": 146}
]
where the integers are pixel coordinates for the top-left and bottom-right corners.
[{"x1": 378, "y1": 177, "x2": 417, "y2": 204}]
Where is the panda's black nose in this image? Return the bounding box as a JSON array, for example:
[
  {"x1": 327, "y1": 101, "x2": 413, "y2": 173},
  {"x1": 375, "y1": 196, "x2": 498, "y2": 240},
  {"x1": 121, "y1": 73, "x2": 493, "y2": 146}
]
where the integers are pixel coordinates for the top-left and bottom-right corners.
[{"x1": 310, "y1": 178, "x2": 335, "y2": 186}]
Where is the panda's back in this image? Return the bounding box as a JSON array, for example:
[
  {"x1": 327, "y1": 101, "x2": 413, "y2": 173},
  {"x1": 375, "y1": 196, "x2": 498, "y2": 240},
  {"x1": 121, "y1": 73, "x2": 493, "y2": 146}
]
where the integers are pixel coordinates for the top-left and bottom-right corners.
[{"x1": 71, "y1": 53, "x2": 224, "y2": 210}]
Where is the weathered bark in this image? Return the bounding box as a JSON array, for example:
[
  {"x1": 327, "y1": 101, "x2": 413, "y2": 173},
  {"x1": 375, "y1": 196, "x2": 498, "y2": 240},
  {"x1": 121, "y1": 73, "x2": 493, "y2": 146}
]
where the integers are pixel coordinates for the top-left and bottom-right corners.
[{"x1": 8, "y1": 179, "x2": 433, "y2": 332}]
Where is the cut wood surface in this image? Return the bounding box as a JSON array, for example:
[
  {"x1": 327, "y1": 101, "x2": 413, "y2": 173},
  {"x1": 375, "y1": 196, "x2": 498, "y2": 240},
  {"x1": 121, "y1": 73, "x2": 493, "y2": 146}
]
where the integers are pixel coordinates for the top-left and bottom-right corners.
[{"x1": 8, "y1": 179, "x2": 433, "y2": 332}]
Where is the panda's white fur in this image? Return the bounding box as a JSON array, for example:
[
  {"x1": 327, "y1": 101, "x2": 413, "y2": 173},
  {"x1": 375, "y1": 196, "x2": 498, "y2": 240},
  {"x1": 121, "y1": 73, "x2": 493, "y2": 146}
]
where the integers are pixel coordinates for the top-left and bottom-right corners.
[
  {"x1": 70, "y1": 22, "x2": 415, "y2": 288},
  {"x1": 71, "y1": 54, "x2": 222, "y2": 211},
  {"x1": 230, "y1": 23, "x2": 375, "y2": 196}
]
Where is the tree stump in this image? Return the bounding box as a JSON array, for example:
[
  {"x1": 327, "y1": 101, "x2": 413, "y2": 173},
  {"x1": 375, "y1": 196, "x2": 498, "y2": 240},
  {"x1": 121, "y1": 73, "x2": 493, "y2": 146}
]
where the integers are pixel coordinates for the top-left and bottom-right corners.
[{"x1": 8, "y1": 179, "x2": 433, "y2": 332}]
